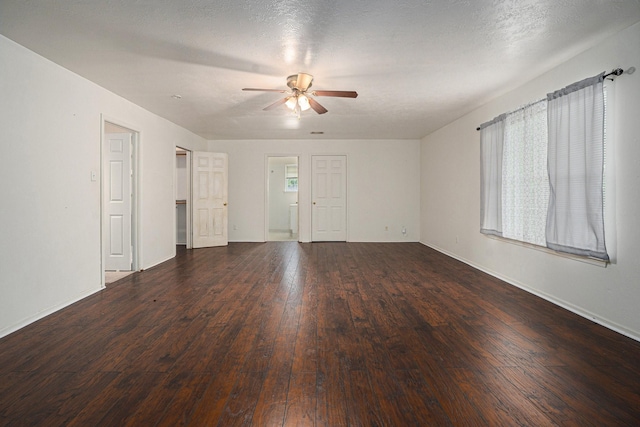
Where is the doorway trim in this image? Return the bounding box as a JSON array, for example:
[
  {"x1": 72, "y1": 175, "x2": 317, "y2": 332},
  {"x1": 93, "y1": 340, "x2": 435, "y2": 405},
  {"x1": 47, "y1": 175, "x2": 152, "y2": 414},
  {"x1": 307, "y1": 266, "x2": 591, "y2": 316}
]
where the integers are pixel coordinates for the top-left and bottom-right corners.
[{"x1": 100, "y1": 114, "x2": 141, "y2": 288}]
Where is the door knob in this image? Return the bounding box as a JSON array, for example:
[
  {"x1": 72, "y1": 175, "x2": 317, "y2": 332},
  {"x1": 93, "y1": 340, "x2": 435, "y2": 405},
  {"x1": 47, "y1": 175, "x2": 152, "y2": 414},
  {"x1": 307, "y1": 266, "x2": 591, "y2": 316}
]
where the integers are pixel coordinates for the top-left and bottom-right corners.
[
  {"x1": 313, "y1": 202, "x2": 316, "y2": 205},
  {"x1": 224, "y1": 203, "x2": 227, "y2": 206}
]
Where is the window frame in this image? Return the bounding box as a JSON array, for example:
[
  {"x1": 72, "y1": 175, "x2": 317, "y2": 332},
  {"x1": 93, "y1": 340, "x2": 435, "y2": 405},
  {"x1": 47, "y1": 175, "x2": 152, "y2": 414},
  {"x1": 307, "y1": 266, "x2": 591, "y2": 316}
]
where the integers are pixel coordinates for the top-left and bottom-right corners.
[{"x1": 284, "y1": 164, "x2": 298, "y2": 192}]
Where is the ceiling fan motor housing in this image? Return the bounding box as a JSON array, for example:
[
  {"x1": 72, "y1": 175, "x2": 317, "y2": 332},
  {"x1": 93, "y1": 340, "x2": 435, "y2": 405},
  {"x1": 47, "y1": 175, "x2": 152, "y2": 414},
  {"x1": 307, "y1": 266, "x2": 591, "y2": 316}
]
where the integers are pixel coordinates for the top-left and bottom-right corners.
[{"x1": 287, "y1": 73, "x2": 314, "y2": 91}]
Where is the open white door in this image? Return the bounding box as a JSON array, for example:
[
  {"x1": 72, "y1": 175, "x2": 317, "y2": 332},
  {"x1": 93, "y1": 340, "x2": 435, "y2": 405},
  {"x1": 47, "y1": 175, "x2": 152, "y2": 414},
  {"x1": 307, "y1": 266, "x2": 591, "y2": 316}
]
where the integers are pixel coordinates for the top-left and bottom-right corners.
[
  {"x1": 104, "y1": 133, "x2": 132, "y2": 270},
  {"x1": 192, "y1": 152, "x2": 228, "y2": 248},
  {"x1": 312, "y1": 155, "x2": 347, "y2": 241}
]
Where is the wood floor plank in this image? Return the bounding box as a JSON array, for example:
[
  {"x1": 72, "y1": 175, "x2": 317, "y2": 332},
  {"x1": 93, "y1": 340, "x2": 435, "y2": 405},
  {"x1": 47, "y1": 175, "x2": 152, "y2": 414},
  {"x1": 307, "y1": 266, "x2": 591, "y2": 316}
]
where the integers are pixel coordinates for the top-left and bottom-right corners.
[
  {"x1": 33, "y1": 371, "x2": 120, "y2": 427},
  {"x1": 250, "y1": 336, "x2": 294, "y2": 426},
  {"x1": 497, "y1": 365, "x2": 594, "y2": 426},
  {"x1": 252, "y1": 270, "x2": 304, "y2": 425},
  {"x1": 282, "y1": 372, "x2": 316, "y2": 426},
  {"x1": 1, "y1": 242, "x2": 639, "y2": 426},
  {"x1": 406, "y1": 360, "x2": 488, "y2": 425},
  {"x1": 122, "y1": 371, "x2": 200, "y2": 426},
  {"x1": 216, "y1": 370, "x2": 266, "y2": 426},
  {"x1": 548, "y1": 364, "x2": 640, "y2": 423},
  {"x1": 65, "y1": 372, "x2": 165, "y2": 427},
  {"x1": 186, "y1": 309, "x2": 266, "y2": 425},
  {"x1": 395, "y1": 369, "x2": 454, "y2": 426},
  {"x1": 447, "y1": 366, "x2": 540, "y2": 426},
  {"x1": 344, "y1": 369, "x2": 387, "y2": 426},
  {"x1": 0, "y1": 371, "x2": 76, "y2": 425},
  {"x1": 153, "y1": 373, "x2": 214, "y2": 427},
  {"x1": 316, "y1": 323, "x2": 349, "y2": 423},
  {"x1": 290, "y1": 264, "x2": 318, "y2": 375}
]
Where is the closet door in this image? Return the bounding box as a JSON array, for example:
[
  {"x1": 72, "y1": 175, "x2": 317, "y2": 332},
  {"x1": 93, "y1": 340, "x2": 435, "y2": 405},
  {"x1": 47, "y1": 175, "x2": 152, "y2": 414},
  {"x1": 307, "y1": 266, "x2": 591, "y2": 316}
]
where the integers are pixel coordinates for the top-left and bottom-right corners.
[
  {"x1": 104, "y1": 133, "x2": 132, "y2": 270},
  {"x1": 311, "y1": 155, "x2": 347, "y2": 241},
  {"x1": 192, "y1": 152, "x2": 228, "y2": 248}
]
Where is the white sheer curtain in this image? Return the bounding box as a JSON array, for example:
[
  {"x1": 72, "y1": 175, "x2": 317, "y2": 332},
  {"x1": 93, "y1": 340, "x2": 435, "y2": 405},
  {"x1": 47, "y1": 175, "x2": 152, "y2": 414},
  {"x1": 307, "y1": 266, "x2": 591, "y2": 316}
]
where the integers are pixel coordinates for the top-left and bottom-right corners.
[
  {"x1": 502, "y1": 101, "x2": 549, "y2": 246},
  {"x1": 546, "y1": 73, "x2": 609, "y2": 261},
  {"x1": 479, "y1": 115, "x2": 505, "y2": 237}
]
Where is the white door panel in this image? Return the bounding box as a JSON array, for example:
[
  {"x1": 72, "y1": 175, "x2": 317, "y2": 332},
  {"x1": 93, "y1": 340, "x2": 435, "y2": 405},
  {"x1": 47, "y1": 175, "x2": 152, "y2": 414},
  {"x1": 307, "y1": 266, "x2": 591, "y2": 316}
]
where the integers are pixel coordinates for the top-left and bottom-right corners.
[
  {"x1": 192, "y1": 152, "x2": 228, "y2": 248},
  {"x1": 110, "y1": 215, "x2": 124, "y2": 255},
  {"x1": 312, "y1": 155, "x2": 346, "y2": 241},
  {"x1": 104, "y1": 133, "x2": 132, "y2": 270}
]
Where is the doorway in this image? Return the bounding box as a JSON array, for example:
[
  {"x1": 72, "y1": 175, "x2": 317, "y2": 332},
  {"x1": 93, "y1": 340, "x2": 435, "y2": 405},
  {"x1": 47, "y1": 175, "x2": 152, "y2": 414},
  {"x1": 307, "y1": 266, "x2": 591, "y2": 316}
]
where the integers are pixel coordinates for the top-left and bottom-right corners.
[
  {"x1": 175, "y1": 147, "x2": 191, "y2": 249},
  {"x1": 101, "y1": 119, "x2": 139, "y2": 286},
  {"x1": 267, "y1": 156, "x2": 299, "y2": 241}
]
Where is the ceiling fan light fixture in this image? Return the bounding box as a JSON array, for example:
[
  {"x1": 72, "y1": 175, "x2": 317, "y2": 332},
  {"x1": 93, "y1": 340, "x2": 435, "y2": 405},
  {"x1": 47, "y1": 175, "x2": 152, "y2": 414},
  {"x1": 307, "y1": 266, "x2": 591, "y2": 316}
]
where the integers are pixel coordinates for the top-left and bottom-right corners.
[
  {"x1": 285, "y1": 96, "x2": 297, "y2": 110},
  {"x1": 298, "y1": 94, "x2": 310, "y2": 111}
]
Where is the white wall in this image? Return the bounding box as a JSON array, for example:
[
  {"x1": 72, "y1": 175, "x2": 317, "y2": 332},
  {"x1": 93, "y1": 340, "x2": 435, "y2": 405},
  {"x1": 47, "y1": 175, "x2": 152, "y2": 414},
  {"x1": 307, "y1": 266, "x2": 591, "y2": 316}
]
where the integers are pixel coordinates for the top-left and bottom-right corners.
[
  {"x1": 421, "y1": 22, "x2": 640, "y2": 339},
  {"x1": 0, "y1": 35, "x2": 207, "y2": 337},
  {"x1": 209, "y1": 139, "x2": 421, "y2": 243}
]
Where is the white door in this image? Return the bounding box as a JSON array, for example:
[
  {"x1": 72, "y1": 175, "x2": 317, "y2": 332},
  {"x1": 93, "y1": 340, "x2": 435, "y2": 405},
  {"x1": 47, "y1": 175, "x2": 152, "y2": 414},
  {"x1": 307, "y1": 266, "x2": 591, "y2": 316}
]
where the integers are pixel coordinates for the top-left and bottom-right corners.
[
  {"x1": 104, "y1": 133, "x2": 132, "y2": 270},
  {"x1": 312, "y1": 155, "x2": 347, "y2": 241},
  {"x1": 192, "y1": 152, "x2": 228, "y2": 248}
]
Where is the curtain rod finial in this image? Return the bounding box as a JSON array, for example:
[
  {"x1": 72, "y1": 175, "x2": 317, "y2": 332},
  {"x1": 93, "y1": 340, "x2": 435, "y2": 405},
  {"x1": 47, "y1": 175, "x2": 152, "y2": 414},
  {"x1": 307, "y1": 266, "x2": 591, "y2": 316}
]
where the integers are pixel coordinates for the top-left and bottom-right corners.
[{"x1": 604, "y1": 68, "x2": 626, "y2": 80}]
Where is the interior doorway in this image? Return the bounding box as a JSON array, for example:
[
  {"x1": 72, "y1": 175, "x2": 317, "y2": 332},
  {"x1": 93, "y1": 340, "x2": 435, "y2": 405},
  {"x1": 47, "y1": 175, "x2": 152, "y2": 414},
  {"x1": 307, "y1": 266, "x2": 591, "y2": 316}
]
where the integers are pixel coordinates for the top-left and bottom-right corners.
[
  {"x1": 267, "y1": 156, "x2": 299, "y2": 241},
  {"x1": 175, "y1": 147, "x2": 191, "y2": 249},
  {"x1": 101, "y1": 119, "x2": 139, "y2": 286}
]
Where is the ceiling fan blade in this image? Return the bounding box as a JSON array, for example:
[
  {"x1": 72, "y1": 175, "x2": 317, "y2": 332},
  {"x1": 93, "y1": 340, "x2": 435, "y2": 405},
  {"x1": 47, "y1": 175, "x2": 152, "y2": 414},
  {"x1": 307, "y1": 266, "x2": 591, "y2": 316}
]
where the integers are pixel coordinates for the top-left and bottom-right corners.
[
  {"x1": 308, "y1": 98, "x2": 328, "y2": 114},
  {"x1": 312, "y1": 90, "x2": 358, "y2": 98},
  {"x1": 242, "y1": 88, "x2": 287, "y2": 93},
  {"x1": 263, "y1": 97, "x2": 288, "y2": 111}
]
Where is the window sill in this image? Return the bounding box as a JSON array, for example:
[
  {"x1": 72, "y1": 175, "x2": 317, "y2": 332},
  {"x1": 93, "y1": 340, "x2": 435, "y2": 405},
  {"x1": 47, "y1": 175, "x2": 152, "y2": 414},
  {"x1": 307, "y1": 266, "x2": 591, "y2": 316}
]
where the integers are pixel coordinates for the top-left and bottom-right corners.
[{"x1": 484, "y1": 234, "x2": 609, "y2": 268}]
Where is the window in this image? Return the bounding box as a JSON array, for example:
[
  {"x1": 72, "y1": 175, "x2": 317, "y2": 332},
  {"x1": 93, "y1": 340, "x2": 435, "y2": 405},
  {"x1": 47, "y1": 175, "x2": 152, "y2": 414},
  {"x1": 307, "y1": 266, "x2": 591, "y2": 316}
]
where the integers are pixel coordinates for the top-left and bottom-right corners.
[
  {"x1": 285, "y1": 164, "x2": 298, "y2": 192},
  {"x1": 480, "y1": 72, "x2": 609, "y2": 261}
]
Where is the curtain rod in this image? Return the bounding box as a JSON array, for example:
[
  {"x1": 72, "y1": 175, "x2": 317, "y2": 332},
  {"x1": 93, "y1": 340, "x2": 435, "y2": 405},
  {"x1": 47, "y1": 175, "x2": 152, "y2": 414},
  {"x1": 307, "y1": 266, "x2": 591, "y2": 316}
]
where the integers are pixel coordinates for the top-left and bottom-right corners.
[{"x1": 476, "y1": 68, "x2": 629, "y2": 131}]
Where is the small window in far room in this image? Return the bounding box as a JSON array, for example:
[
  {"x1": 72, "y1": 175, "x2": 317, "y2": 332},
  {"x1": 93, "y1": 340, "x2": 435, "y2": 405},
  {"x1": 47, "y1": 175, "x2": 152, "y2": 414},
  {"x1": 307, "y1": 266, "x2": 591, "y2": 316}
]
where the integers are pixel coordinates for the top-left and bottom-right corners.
[{"x1": 285, "y1": 164, "x2": 298, "y2": 192}]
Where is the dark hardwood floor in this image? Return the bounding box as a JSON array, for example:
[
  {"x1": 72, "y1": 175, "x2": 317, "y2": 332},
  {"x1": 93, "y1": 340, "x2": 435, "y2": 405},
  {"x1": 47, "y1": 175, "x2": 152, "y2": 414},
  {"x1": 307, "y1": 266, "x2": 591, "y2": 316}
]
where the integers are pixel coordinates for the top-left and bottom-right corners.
[{"x1": 1, "y1": 242, "x2": 639, "y2": 426}]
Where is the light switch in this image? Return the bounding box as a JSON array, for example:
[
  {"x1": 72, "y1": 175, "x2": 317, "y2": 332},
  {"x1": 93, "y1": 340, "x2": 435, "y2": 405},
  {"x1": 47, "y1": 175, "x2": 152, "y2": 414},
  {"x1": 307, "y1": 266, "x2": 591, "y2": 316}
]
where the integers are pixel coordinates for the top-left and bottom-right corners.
[{"x1": 91, "y1": 171, "x2": 97, "y2": 181}]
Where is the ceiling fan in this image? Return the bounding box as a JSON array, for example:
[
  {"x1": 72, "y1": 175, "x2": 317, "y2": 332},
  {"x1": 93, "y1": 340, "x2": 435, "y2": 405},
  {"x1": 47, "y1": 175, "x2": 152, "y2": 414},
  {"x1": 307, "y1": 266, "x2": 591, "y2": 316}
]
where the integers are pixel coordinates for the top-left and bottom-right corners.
[{"x1": 242, "y1": 73, "x2": 358, "y2": 118}]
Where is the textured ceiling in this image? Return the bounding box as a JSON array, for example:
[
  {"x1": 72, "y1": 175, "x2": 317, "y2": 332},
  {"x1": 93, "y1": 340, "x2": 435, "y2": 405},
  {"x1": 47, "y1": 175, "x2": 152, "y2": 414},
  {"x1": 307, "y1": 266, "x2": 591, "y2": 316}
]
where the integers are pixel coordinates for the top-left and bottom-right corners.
[{"x1": 1, "y1": 0, "x2": 639, "y2": 140}]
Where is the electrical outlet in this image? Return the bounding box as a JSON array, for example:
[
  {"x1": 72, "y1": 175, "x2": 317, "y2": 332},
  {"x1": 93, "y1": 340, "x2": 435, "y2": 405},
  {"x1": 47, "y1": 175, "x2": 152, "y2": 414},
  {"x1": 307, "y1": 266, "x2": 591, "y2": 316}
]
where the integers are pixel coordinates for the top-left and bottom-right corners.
[{"x1": 385, "y1": 226, "x2": 388, "y2": 231}]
